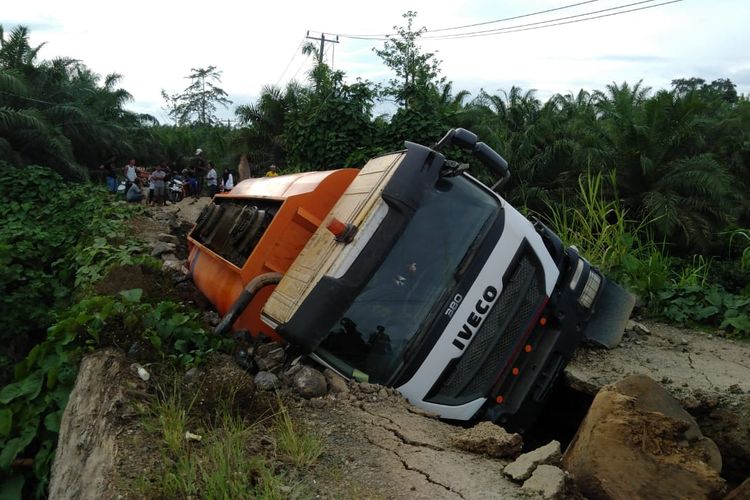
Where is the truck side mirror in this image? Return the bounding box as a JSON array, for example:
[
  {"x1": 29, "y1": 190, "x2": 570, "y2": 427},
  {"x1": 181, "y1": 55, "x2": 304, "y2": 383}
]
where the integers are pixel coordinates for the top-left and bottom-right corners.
[
  {"x1": 473, "y1": 142, "x2": 507, "y2": 174},
  {"x1": 452, "y1": 128, "x2": 477, "y2": 150},
  {"x1": 431, "y1": 128, "x2": 512, "y2": 190}
]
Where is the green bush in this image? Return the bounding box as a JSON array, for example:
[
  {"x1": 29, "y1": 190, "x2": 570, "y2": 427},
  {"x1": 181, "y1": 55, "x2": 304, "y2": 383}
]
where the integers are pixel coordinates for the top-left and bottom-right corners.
[
  {"x1": 659, "y1": 284, "x2": 750, "y2": 336},
  {"x1": 0, "y1": 289, "x2": 230, "y2": 498},
  {"x1": 0, "y1": 163, "x2": 144, "y2": 342}
]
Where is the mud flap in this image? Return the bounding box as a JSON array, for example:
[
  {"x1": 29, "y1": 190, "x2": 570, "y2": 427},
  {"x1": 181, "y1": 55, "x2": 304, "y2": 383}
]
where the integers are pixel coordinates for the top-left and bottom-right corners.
[{"x1": 583, "y1": 279, "x2": 636, "y2": 349}]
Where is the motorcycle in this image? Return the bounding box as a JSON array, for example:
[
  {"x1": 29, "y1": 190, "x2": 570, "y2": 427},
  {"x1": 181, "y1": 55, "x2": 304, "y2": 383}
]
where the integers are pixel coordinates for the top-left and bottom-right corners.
[{"x1": 168, "y1": 176, "x2": 186, "y2": 203}]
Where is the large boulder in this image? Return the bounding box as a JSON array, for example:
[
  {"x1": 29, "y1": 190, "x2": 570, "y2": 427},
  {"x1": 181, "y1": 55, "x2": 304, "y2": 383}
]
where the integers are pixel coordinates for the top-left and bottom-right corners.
[
  {"x1": 562, "y1": 374, "x2": 726, "y2": 499},
  {"x1": 49, "y1": 349, "x2": 137, "y2": 499}
]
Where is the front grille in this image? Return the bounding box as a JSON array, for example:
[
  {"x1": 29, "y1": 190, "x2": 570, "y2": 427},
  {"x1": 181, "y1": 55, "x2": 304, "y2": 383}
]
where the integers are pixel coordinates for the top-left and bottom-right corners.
[{"x1": 426, "y1": 246, "x2": 545, "y2": 405}]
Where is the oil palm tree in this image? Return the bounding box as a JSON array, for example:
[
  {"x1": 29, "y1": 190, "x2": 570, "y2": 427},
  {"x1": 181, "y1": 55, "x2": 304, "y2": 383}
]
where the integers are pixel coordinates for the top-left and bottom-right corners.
[
  {"x1": 1, "y1": 24, "x2": 154, "y2": 179},
  {"x1": 594, "y1": 81, "x2": 737, "y2": 250}
]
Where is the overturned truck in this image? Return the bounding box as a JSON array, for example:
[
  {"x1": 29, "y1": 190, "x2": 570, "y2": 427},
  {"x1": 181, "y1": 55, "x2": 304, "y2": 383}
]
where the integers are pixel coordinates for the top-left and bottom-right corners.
[{"x1": 187, "y1": 129, "x2": 634, "y2": 428}]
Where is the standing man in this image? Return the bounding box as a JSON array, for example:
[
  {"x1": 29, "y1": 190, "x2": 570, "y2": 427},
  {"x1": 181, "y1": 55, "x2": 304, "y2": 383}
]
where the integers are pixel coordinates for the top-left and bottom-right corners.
[
  {"x1": 206, "y1": 161, "x2": 218, "y2": 197},
  {"x1": 194, "y1": 148, "x2": 206, "y2": 196},
  {"x1": 150, "y1": 163, "x2": 167, "y2": 206},
  {"x1": 124, "y1": 159, "x2": 137, "y2": 193},
  {"x1": 265, "y1": 164, "x2": 279, "y2": 177}
]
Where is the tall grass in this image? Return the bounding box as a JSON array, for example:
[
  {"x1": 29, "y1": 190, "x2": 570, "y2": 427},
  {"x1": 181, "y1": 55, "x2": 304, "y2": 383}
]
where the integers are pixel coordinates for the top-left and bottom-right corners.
[{"x1": 543, "y1": 170, "x2": 669, "y2": 304}]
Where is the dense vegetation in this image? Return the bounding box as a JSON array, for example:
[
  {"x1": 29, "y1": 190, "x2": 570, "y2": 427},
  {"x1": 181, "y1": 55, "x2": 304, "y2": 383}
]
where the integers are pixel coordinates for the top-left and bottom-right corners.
[
  {"x1": 0, "y1": 164, "x2": 233, "y2": 497},
  {"x1": 1, "y1": 11, "x2": 749, "y2": 497}
]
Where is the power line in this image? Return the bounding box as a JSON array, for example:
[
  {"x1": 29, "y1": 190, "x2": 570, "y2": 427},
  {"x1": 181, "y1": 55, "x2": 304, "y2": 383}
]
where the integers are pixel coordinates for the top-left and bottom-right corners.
[
  {"x1": 329, "y1": 0, "x2": 604, "y2": 39},
  {"x1": 305, "y1": 31, "x2": 339, "y2": 65},
  {"x1": 423, "y1": 0, "x2": 662, "y2": 39},
  {"x1": 275, "y1": 38, "x2": 306, "y2": 86},
  {"x1": 319, "y1": 0, "x2": 680, "y2": 41},
  {"x1": 429, "y1": 0, "x2": 602, "y2": 32},
  {"x1": 424, "y1": 0, "x2": 684, "y2": 40},
  {"x1": 290, "y1": 51, "x2": 314, "y2": 82}
]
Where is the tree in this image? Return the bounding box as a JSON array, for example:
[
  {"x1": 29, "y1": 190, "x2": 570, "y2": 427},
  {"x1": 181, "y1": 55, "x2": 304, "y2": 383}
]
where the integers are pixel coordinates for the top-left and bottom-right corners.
[
  {"x1": 162, "y1": 66, "x2": 232, "y2": 126},
  {"x1": 283, "y1": 64, "x2": 377, "y2": 169},
  {"x1": 593, "y1": 81, "x2": 738, "y2": 250},
  {"x1": 0, "y1": 24, "x2": 154, "y2": 179},
  {"x1": 374, "y1": 11, "x2": 443, "y2": 110},
  {"x1": 234, "y1": 82, "x2": 305, "y2": 168}
]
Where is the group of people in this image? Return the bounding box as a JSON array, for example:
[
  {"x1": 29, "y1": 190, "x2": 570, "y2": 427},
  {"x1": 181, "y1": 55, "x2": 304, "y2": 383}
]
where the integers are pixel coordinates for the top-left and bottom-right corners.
[{"x1": 100, "y1": 157, "x2": 239, "y2": 204}]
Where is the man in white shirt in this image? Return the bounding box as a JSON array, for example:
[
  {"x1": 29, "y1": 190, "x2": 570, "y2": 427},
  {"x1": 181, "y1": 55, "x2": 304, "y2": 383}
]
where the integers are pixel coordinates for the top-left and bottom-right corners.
[
  {"x1": 124, "y1": 159, "x2": 137, "y2": 192},
  {"x1": 206, "y1": 162, "x2": 218, "y2": 197}
]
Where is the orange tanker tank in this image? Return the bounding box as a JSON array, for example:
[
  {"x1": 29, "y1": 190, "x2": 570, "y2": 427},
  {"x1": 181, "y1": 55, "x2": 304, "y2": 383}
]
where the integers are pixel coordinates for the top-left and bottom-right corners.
[{"x1": 187, "y1": 169, "x2": 358, "y2": 340}]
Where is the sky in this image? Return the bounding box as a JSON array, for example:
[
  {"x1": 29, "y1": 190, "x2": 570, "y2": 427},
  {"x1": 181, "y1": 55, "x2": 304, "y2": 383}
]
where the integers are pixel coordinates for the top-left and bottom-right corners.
[{"x1": 4, "y1": 0, "x2": 750, "y2": 124}]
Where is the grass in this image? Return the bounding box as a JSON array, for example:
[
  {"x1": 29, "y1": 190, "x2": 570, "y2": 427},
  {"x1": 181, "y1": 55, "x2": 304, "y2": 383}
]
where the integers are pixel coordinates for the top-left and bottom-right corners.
[
  {"x1": 542, "y1": 170, "x2": 672, "y2": 306},
  {"x1": 139, "y1": 384, "x2": 321, "y2": 499},
  {"x1": 273, "y1": 396, "x2": 323, "y2": 467}
]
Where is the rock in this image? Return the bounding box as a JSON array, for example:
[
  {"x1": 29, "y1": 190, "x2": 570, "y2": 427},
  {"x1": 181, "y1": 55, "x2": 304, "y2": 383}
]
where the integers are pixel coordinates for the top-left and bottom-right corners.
[
  {"x1": 161, "y1": 257, "x2": 184, "y2": 273},
  {"x1": 521, "y1": 465, "x2": 567, "y2": 500},
  {"x1": 378, "y1": 388, "x2": 389, "y2": 398},
  {"x1": 255, "y1": 346, "x2": 286, "y2": 372},
  {"x1": 450, "y1": 421, "x2": 523, "y2": 458},
  {"x1": 323, "y1": 368, "x2": 349, "y2": 394},
  {"x1": 504, "y1": 440, "x2": 562, "y2": 482},
  {"x1": 157, "y1": 233, "x2": 179, "y2": 244},
  {"x1": 359, "y1": 382, "x2": 378, "y2": 394},
  {"x1": 725, "y1": 478, "x2": 750, "y2": 500},
  {"x1": 293, "y1": 366, "x2": 327, "y2": 399},
  {"x1": 310, "y1": 398, "x2": 326, "y2": 409},
  {"x1": 626, "y1": 320, "x2": 651, "y2": 335},
  {"x1": 284, "y1": 363, "x2": 303, "y2": 378},
  {"x1": 255, "y1": 342, "x2": 279, "y2": 358},
  {"x1": 254, "y1": 371, "x2": 281, "y2": 391},
  {"x1": 150, "y1": 241, "x2": 176, "y2": 257},
  {"x1": 183, "y1": 367, "x2": 202, "y2": 385},
  {"x1": 562, "y1": 374, "x2": 726, "y2": 499},
  {"x1": 203, "y1": 311, "x2": 221, "y2": 327}
]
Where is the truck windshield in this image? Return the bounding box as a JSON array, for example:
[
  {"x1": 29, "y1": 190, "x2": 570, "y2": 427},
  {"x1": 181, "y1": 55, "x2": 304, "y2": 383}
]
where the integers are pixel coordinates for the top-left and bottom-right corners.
[{"x1": 318, "y1": 176, "x2": 498, "y2": 384}]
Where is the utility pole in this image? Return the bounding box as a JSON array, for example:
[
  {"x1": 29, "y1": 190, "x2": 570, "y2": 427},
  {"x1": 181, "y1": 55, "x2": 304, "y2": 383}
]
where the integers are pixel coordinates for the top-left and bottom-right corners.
[{"x1": 306, "y1": 31, "x2": 339, "y2": 66}]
